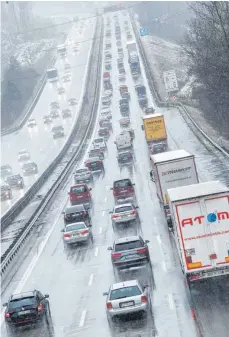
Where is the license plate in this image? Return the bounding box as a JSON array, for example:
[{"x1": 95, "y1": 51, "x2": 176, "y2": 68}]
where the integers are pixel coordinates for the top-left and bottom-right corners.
[
  {"x1": 120, "y1": 301, "x2": 134, "y2": 308},
  {"x1": 71, "y1": 233, "x2": 80, "y2": 237},
  {"x1": 18, "y1": 310, "x2": 31, "y2": 316},
  {"x1": 72, "y1": 213, "x2": 79, "y2": 218}
]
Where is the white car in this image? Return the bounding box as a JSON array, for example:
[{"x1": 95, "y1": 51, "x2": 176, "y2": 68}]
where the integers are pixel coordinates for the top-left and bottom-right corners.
[
  {"x1": 93, "y1": 137, "x2": 106, "y2": 150},
  {"x1": 110, "y1": 203, "x2": 139, "y2": 225},
  {"x1": 74, "y1": 168, "x2": 92, "y2": 183},
  {"x1": 18, "y1": 149, "x2": 30, "y2": 162},
  {"x1": 119, "y1": 74, "x2": 126, "y2": 81},
  {"x1": 27, "y1": 119, "x2": 36, "y2": 128}
]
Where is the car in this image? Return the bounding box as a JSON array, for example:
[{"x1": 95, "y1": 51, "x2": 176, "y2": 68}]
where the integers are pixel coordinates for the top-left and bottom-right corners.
[
  {"x1": 119, "y1": 67, "x2": 126, "y2": 74},
  {"x1": 104, "y1": 53, "x2": 112, "y2": 60},
  {"x1": 92, "y1": 137, "x2": 106, "y2": 150},
  {"x1": 149, "y1": 142, "x2": 167, "y2": 154},
  {"x1": 127, "y1": 34, "x2": 133, "y2": 40},
  {"x1": 121, "y1": 92, "x2": 130, "y2": 100},
  {"x1": 50, "y1": 110, "x2": 60, "y2": 119},
  {"x1": 119, "y1": 74, "x2": 126, "y2": 81},
  {"x1": 116, "y1": 40, "x2": 122, "y2": 47},
  {"x1": 3, "y1": 290, "x2": 50, "y2": 330},
  {"x1": 63, "y1": 204, "x2": 91, "y2": 225},
  {"x1": 102, "y1": 95, "x2": 111, "y2": 104},
  {"x1": 27, "y1": 119, "x2": 36, "y2": 128},
  {"x1": 43, "y1": 115, "x2": 52, "y2": 124},
  {"x1": 69, "y1": 184, "x2": 92, "y2": 207},
  {"x1": 74, "y1": 168, "x2": 92, "y2": 183},
  {"x1": 68, "y1": 98, "x2": 77, "y2": 106},
  {"x1": 62, "y1": 109, "x2": 72, "y2": 118},
  {"x1": 50, "y1": 101, "x2": 60, "y2": 109},
  {"x1": 64, "y1": 63, "x2": 71, "y2": 70},
  {"x1": 117, "y1": 150, "x2": 133, "y2": 163},
  {"x1": 84, "y1": 157, "x2": 104, "y2": 172},
  {"x1": 62, "y1": 74, "x2": 71, "y2": 82},
  {"x1": 125, "y1": 128, "x2": 135, "y2": 139},
  {"x1": 103, "y1": 280, "x2": 150, "y2": 322},
  {"x1": 1, "y1": 184, "x2": 12, "y2": 201},
  {"x1": 99, "y1": 119, "x2": 112, "y2": 129},
  {"x1": 61, "y1": 222, "x2": 92, "y2": 245},
  {"x1": 110, "y1": 203, "x2": 139, "y2": 225},
  {"x1": 120, "y1": 104, "x2": 129, "y2": 115},
  {"x1": 88, "y1": 149, "x2": 104, "y2": 160},
  {"x1": 22, "y1": 162, "x2": 38, "y2": 176},
  {"x1": 100, "y1": 110, "x2": 112, "y2": 119},
  {"x1": 101, "y1": 100, "x2": 111, "y2": 109},
  {"x1": 52, "y1": 126, "x2": 64, "y2": 139},
  {"x1": 104, "y1": 89, "x2": 112, "y2": 97},
  {"x1": 6, "y1": 175, "x2": 24, "y2": 189},
  {"x1": 108, "y1": 236, "x2": 150, "y2": 271},
  {"x1": 111, "y1": 179, "x2": 135, "y2": 204},
  {"x1": 144, "y1": 107, "x2": 155, "y2": 114},
  {"x1": 57, "y1": 87, "x2": 65, "y2": 95},
  {"x1": 98, "y1": 127, "x2": 110, "y2": 138},
  {"x1": 18, "y1": 149, "x2": 30, "y2": 162},
  {"x1": 105, "y1": 63, "x2": 112, "y2": 71},
  {"x1": 0, "y1": 165, "x2": 12, "y2": 178},
  {"x1": 119, "y1": 117, "x2": 130, "y2": 127}
]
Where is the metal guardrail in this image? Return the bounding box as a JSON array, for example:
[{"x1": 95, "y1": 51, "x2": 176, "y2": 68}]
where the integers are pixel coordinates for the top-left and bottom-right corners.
[
  {"x1": 1, "y1": 17, "x2": 103, "y2": 276},
  {"x1": 130, "y1": 13, "x2": 229, "y2": 159},
  {"x1": 1, "y1": 18, "x2": 98, "y2": 232}
]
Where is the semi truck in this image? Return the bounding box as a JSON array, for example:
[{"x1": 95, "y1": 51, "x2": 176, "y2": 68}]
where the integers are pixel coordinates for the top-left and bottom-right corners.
[
  {"x1": 127, "y1": 42, "x2": 140, "y2": 75},
  {"x1": 167, "y1": 180, "x2": 229, "y2": 286},
  {"x1": 46, "y1": 68, "x2": 59, "y2": 82},
  {"x1": 142, "y1": 113, "x2": 167, "y2": 152},
  {"x1": 150, "y1": 150, "x2": 199, "y2": 225},
  {"x1": 57, "y1": 44, "x2": 67, "y2": 58}
]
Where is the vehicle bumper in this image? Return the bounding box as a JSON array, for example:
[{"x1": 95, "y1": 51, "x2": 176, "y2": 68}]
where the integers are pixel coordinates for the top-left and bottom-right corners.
[
  {"x1": 113, "y1": 215, "x2": 137, "y2": 224},
  {"x1": 107, "y1": 302, "x2": 148, "y2": 318},
  {"x1": 113, "y1": 257, "x2": 148, "y2": 269},
  {"x1": 64, "y1": 235, "x2": 90, "y2": 244},
  {"x1": 74, "y1": 175, "x2": 91, "y2": 181},
  {"x1": 115, "y1": 196, "x2": 135, "y2": 204}
]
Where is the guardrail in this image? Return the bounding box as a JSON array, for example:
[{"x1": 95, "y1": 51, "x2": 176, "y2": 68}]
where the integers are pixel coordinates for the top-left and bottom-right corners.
[
  {"x1": 1, "y1": 18, "x2": 103, "y2": 276},
  {"x1": 129, "y1": 13, "x2": 229, "y2": 159},
  {"x1": 1, "y1": 18, "x2": 98, "y2": 232}
]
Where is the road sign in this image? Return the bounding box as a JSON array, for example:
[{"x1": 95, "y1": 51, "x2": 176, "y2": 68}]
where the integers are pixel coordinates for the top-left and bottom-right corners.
[
  {"x1": 140, "y1": 27, "x2": 148, "y2": 36},
  {"x1": 163, "y1": 70, "x2": 179, "y2": 93}
]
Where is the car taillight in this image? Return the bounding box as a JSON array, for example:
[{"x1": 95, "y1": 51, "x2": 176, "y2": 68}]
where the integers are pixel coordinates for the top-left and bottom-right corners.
[
  {"x1": 106, "y1": 130, "x2": 109, "y2": 133},
  {"x1": 141, "y1": 296, "x2": 148, "y2": 303},
  {"x1": 112, "y1": 253, "x2": 122, "y2": 259},
  {"x1": 38, "y1": 305, "x2": 43, "y2": 312},
  {"x1": 98, "y1": 160, "x2": 102, "y2": 164},
  {"x1": 137, "y1": 248, "x2": 146, "y2": 254},
  {"x1": 65, "y1": 214, "x2": 70, "y2": 219},
  {"x1": 130, "y1": 210, "x2": 137, "y2": 216},
  {"x1": 112, "y1": 214, "x2": 120, "y2": 218},
  {"x1": 81, "y1": 211, "x2": 87, "y2": 215},
  {"x1": 81, "y1": 230, "x2": 89, "y2": 235},
  {"x1": 5, "y1": 312, "x2": 10, "y2": 318},
  {"x1": 128, "y1": 154, "x2": 132, "y2": 158},
  {"x1": 87, "y1": 193, "x2": 90, "y2": 198},
  {"x1": 106, "y1": 302, "x2": 113, "y2": 309},
  {"x1": 64, "y1": 234, "x2": 70, "y2": 238}
]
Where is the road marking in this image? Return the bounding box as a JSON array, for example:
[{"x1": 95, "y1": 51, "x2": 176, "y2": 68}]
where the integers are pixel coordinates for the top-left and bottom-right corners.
[
  {"x1": 156, "y1": 235, "x2": 162, "y2": 245},
  {"x1": 102, "y1": 210, "x2": 105, "y2": 216},
  {"x1": 99, "y1": 226, "x2": 103, "y2": 234},
  {"x1": 162, "y1": 261, "x2": 167, "y2": 272},
  {"x1": 94, "y1": 247, "x2": 99, "y2": 257},
  {"x1": 79, "y1": 309, "x2": 87, "y2": 327},
  {"x1": 88, "y1": 273, "x2": 94, "y2": 286},
  {"x1": 106, "y1": 185, "x2": 110, "y2": 190},
  {"x1": 104, "y1": 197, "x2": 107, "y2": 202},
  {"x1": 168, "y1": 293, "x2": 174, "y2": 310}
]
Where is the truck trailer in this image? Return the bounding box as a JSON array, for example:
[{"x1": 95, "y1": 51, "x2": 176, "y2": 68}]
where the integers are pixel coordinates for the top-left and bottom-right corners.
[{"x1": 168, "y1": 180, "x2": 229, "y2": 286}]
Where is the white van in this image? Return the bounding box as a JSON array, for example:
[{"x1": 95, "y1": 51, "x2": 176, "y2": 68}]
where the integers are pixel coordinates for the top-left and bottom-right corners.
[{"x1": 115, "y1": 131, "x2": 132, "y2": 151}]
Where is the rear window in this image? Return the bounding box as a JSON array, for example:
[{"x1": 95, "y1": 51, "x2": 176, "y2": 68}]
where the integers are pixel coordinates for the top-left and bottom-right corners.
[
  {"x1": 110, "y1": 286, "x2": 141, "y2": 300},
  {"x1": 65, "y1": 205, "x2": 84, "y2": 214},
  {"x1": 23, "y1": 163, "x2": 34, "y2": 169},
  {"x1": 66, "y1": 223, "x2": 86, "y2": 231},
  {"x1": 114, "y1": 180, "x2": 131, "y2": 188},
  {"x1": 94, "y1": 139, "x2": 103, "y2": 143},
  {"x1": 115, "y1": 205, "x2": 133, "y2": 213},
  {"x1": 115, "y1": 240, "x2": 143, "y2": 252},
  {"x1": 8, "y1": 297, "x2": 36, "y2": 310},
  {"x1": 76, "y1": 169, "x2": 88, "y2": 174},
  {"x1": 70, "y1": 186, "x2": 86, "y2": 194}
]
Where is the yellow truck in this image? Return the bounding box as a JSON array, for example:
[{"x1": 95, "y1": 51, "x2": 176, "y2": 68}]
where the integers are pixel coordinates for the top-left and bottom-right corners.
[{"x1": 142, "y1": 113, "x2": 168, "y2": 153}]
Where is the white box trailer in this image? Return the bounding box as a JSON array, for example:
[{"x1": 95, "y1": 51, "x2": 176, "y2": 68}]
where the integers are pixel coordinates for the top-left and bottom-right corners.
[
  {"x1": 168, "y1": 181, "x2": 229, "y2": 285},
  {"x1": 150, "y1": 150, "x2": 199, "y2": 224}
]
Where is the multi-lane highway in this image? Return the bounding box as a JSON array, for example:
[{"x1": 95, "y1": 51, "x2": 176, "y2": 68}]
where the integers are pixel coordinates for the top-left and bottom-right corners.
[
  {"x1": 1, "y1": 17, "x2": 95, "y2": 214},
  {"x1": 1, "y1": 10, "x2": 229, "y2": 337}
]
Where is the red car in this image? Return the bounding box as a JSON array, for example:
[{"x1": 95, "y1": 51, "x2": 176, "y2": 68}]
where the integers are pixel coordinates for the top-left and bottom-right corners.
[
  {"x1": 69, "y1": 184, "x2": 92, "y2": 208},
  {"x1": 111, "y1": 179, "x2": 136, "y2": 204}
]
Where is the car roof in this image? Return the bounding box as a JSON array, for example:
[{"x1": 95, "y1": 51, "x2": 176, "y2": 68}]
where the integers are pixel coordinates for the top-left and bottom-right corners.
[
  {"x1": 111, "y1": 280, "x2": 138, "y2": 290},
  {"x1": 7, "y1": 174, "x2": 21, "y2": 179},
  {"x1": 71, "y1": 183, "x2": 87, "y2": 188},
  {"x1": 66, "y1": 222, "x2": 86, "y2": 229},
  {"x1": 114, "y1": 236, "x2": 140, "y2": 244},
  {"x1": 11, "y1": 291, "x2": 35, "y2": 300},
  {"x1": 114, "y1": 178, "x2": 131, "y2": 183},
  {"x1": 114, "y1": 203, "x2": 133, "y2": 209},
  {"x1": 87, "y1": 157, "x2": 101, "y2": 162}
]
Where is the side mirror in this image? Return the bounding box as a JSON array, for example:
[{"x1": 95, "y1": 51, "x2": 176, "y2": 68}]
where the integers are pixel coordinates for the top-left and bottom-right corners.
[
  {"x1": 143, "y1": 285, "x2": 150, "y2": 289},
  {"x1": 145, "y1": 240, "x2": 150, "y2": 244},
  {"x1": 3, "y1": 303, "x2": 7, "y2": 307},
  {"x1": 132, "y1": 183, "x2": 135, "y2": 186},
  {"x1": 103, "y1": 292, "x2": 108, "y2": 296},
  {"x1": 61, "y1": 211, "x2": 65, "y2": 215},
  {"x1": 61, "y1": 229, "x2": 64, "y2": 232},
  {"x1": 135, "y1": 206, "x2": 139, "y2": 209},
  {"x1": 107, "y1": 246, "x2": 113, "y2": 251},
  {"x1": 88, "y1": 224, "x2": 92, "y2": 227},
  {"x1": 44, "y1": 294, "x2": 49, "y2": 298},
  {"x1": 109, "y1": 211, "x2": 113, "y2": 214},
  {"x1": 89, "y1": 188, "x2": 92, "y2": 191}
]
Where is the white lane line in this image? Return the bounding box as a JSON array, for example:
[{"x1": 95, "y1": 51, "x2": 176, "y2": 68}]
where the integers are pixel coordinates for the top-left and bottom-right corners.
[
  {"x1": 106, "y1": 185, "x2": 110, "y2": 190},
  {"x1": 79, "y1": 309, "x2": 87, "y2": 327},
  {"x1": 102, "y1": 210, "x2": 105, "y2": 216},
  {"x1": 156, "y1": 235, "x2": 162, "y2": 245},
  {"x1": 88, "y1": 273, "x2": 94, "y2": 286},
  {"x1": 94, "y1": 247, "x2": 99, "y2": 257},
  {"x1": 99, "y1": 226, "x2": 103, "y2": 234},
  {"x1": 104, "y1": 197, "x2": 107, "y2": 202},
  {"x1": 168, "y1": 293, "x2": 174, "y2": 310},
  {"x1": 162, "y1": 261, "x2": 167, "y2": 272}
]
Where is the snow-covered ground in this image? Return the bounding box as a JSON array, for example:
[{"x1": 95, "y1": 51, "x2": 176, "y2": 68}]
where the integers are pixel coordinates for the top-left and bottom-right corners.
[{"x1": 141, "y1": 34, "x2": 229, "y2": 151}]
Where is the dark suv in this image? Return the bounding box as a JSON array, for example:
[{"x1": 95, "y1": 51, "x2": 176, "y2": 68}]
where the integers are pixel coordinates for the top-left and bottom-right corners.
[
  {"x1": 108, "y1": 236, "x2": 150, "y2": 271},
  {"x1": 3, "y1": 290, "x2": 50, "y2": 331},
  {"x1": 63, "y1": 204, "x2": 91, "y2": 225},
  {"x1": 6, "y1": 175, "x2": 24, "y2": 189}
]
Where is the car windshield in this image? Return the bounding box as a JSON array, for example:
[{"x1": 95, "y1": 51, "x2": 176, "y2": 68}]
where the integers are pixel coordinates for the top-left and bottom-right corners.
[
  {"x1": 71, "y1": 186, "x2": 86, "y2": 194},
  {"x1": 114, "y1": 180, "x2": 131, "y2": 188},
  {"x1": 8, "y1": 297, "x2": 36, "y2": 310},
  {"x1": 115, "y1": 240, "x2": 143, "y2": 252},
  {"x1": 66, "y1": 223, "x2": 85, "y2": 231},
  {"x1": 76, "y1": 169, "x2": 88, "y2": 174},
  {"x1": 119, "y1": 152, "x2": 130, "y2": 157},
  {"x1": 23, "y1": 163, "x2": 34, "y2": 169},
  {"x1": 115, "y1": 205, "x2": 133, "y2": 213},
  {"x1": 7, "y1": 176, "x2": 20, "y2": 182},
  {"x1": 65, "y1": 205, "x2": 84, "y2": 214},
  {"x1": 94, "y1": 139, "x2": 103, "y2": 143},
  {"x1": 110, "y1": 286, "x2": 141, "y2": 300}
]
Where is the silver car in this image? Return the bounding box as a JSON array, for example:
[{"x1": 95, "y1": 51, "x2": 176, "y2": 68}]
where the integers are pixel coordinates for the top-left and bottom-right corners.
[
  {"x1": 103, "y1": 280, "x2": 150, "y2": 321},
  {"x1": 74, "y1": 168, "x2": 92, "y2": 183},
  {"x1": 110, "y1": 203, "x2": 139, "y2": 225},
  {"x1": 27, "y1": 119, "x2": 36, "y2": 128},
  {"x1": 18, "y1": 149, "x2": 30, "y2": 162},
  {"x1": 61, "y1": 222, "x2": 92, "y2": 245},
  {"x1": 93, "y1": 137, "x2": 106, "y2": 150}
]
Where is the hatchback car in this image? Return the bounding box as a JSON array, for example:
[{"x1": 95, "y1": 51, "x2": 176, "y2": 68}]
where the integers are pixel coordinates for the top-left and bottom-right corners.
[
  {"x1": 98, "y1": 127, "x2": 110, "y2": 138},
  {"x1": 103, "y1": 280, "x2": 150, "y2": 321},
  {"x1": 43, "y1": 115, "x2": 52, "y2": 124},
  {"x1": 62, "y1": 109, "x2": 72, "y2": 118},
  {"x1": 22, "y1": 162, "x2": 38, "y2": 176},
  {"x1": 57, "y1": 87, "x2": 65, "y2": 95},
  {"x1": 61, "y1": 222, "x2": 92, "y2": 245},
  {"x1": 3, "y1": 290, "x2": 50, "y2": 330},
  {"x1": 0, "y1": 165, "x2": 12, "y2": 178},
  {"x1": 1, "y1": 184, "x2": 12, "y2": 201},
  {"x1": 64, "y1": 63, "x2": 71, "y2": 70},
  {"x1": 88, "y1": 149, "x2": 104, "y2": 160},
  {"x1": 108, "y1": 236, "x2": 150, "y2": 271},
  {"x1": 100, "y1": 110, "x2": 112, "y2": 120},
  {"x1": 85, "y1": 157, "x2": 104, "y2": 172},
  {"x1": 50, "y1": 101, "x2": 60, "y2": 109},
  {"x1": 18, "y1": 150, "x2": 30, "y2": 162},
  {"x1": 117, "y1": 150, "x2": 133, "y2": 164},
  {"x1": 52, "y1": 126, "x2": 64, "y2": 139},
  {"x1": 93, "y1": 138, "x2": 106, "y2": 151},
  {"x1": 119, "y1": 74, "x2": 126, "y2": 81},
  {"x1": 99, "y1": 119, "x2": 112, "y2": 129},
  {"x1": 63, "y1": 204, "x2": 90, "y2": 225},
  {"x1": 68, "y1": 98, "x2": 77, "y2": 106},
  {"x1": 50, "y1": 110, "x2": 60, "y2": 119},
  {"x1": 144, "y1": 107, "x2": 155, "y2": 114},
  {"x1": 111, "y1": 179, "x2": 135, "y2": 203},
  {"x1": 69, "y1": 184, "x2": 92, "y2": 207},
  {"x1": 27, "y1": 119, "x2": 36, "y2": 128},
  {"x1": 110, "y1": 204, "x2": 139, "y2": 225},
  {"x1": 74, "y1": 168, "x2": 92, "y2": 183},
  {"x1": 6, "y1": 175, "x2": 24, "y2": 189}
]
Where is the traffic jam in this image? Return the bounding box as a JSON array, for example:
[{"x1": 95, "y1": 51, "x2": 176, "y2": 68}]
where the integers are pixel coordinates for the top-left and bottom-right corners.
[{"x1": 1, "y1": 8, "x2": 229, "y2": 337}]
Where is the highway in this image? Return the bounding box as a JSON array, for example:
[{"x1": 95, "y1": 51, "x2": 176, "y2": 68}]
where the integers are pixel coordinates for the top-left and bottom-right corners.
[
  {"x1": 1, "y1": 10, "x2": 229, "y2": 337},
  {"x1": 1, "y1": 17, "x2": 95, "y2": 215}
]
